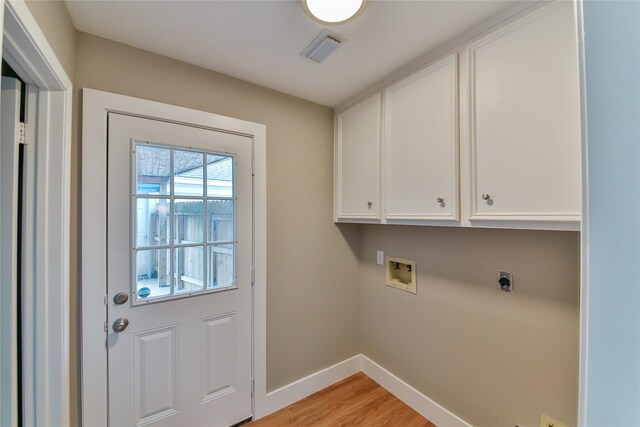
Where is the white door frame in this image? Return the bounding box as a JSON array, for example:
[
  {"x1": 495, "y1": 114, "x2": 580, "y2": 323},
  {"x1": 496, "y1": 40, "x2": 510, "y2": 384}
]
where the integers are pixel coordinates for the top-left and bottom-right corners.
[
  {"x1": 575, "y1": 0, "x2": 589, "y2": 424},
  {"x1": 0, "y1": 75, "x2": 21, "y2": 427},
  {"x1": 81, "y1": 89, "x2": 267, "y2": 425},
  {"x1": 0, "y1": 0, "x2": 73, "y2": 425}
]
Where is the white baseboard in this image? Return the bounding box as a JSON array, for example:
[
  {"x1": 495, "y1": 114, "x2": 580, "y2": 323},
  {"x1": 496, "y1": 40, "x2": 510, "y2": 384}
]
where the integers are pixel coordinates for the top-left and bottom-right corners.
[
  {"x1": 259, "y1": 354, "x2": 362, "y2": 417},
  {"x1": 361, "y1": 355, "x2": 472, "y2": 427},
  {"x1": 256, "y1": 354, "x2": 471, "y2": 427}
]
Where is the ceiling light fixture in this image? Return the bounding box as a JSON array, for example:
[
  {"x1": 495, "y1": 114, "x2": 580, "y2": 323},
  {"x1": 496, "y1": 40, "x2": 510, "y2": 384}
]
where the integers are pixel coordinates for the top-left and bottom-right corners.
[{"x1": 303, "y1": 0, "x2": 366, "y2": 25}]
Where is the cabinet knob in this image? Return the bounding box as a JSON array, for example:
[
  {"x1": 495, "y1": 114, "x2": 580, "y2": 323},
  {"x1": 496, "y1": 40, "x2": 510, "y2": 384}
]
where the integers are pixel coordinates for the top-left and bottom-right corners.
[
  {"x1": 437, "y1": 198, "x2": 444, "y2": 203},
  {"x1": 482, "y1": 193, "x2": 491, "y2": 201},
  {"x1": 367, "y1": 201, "x2": 373, "y2": 209}
]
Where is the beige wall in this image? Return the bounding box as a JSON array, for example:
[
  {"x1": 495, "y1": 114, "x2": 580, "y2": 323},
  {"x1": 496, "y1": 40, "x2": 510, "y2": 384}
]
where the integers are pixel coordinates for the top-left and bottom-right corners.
[
  {"x1": 359, "y1": 224, "x2": 579, "y2": 427},
  {"x1": 73, "y1": 28, "x2": 361, "y2": 391},
  {"x1": 20, "y1": 4, "x2": 580, "y2": 427},
  {"x1": 24, "y1": 0, "x2": 75, "y2": 79}
]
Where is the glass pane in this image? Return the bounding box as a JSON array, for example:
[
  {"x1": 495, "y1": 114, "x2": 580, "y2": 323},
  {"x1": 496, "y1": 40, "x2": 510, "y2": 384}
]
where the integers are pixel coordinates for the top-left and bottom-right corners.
[
  {"x1": 207, "y1": 244, "x2": 234, "y2": 289},
  {"x1": 136, "y1": 198, "x2": 170, "y2": 247},
  {"x1": 175, "y1": 246, "x2": 204, "y2": 293},
  {"x1": 136, "y1": 144, "x2": 171, "y2": 195},
  {"x1": 135, "y1": 248, "x2": 171, "y2": 300},
  {"x1": 174, "y1": 199, "x2": 204, "y2": 244},
  {"x1": 207, "y1": 154, "x2": 233, "y2": 198},
  {"x1": 174, "y1": 150, "x2": 204, "y2": 196},
  {"x1": 207, "y1": 200, "x2": 234, "y2": 242}
]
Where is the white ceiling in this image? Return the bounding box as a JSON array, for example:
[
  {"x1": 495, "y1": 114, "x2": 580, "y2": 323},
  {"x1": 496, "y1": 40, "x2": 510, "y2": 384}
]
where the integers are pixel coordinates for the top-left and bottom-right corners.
[{"x1": 66, "y1": 0, "x2": 519, "y2": 107}]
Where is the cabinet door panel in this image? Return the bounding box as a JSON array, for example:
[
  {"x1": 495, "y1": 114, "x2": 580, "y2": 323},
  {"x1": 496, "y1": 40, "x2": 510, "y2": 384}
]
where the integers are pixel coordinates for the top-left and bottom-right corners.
[
  {"x1": 336, "y1": 94, "x2": 381, "y2": 220},
  {"x1": 385, "y1": 55, "x2": 459, "y2": 221},
  {"x1": 469, "y1": 3, "x2": 581, "y2": 222}
]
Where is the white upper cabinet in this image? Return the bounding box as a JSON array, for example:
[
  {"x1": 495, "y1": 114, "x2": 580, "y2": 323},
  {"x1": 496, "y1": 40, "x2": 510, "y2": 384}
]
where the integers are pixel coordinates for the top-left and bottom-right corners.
[
  {"x1": 335, "y1": 94, "x2": 381, "y2": 221},
  {"x1": 385, "y1": 54, "x2": 459, "y2": 222},
  {"x1": 334, "y1": 2, "x2": 581, "y2": 231},
  {"x1": 465, "y1": 2, "x2": 581, "y2": 225}
]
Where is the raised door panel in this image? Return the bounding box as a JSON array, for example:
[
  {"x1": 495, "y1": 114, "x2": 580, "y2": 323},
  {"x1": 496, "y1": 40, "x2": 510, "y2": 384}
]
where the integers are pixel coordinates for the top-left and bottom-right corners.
[
  {"x1": 336, "y1": 94, "x2": 381, "y2": 220},
  {"x1": 201, "y1": 313, "x2": 236, "y2": 402},
  {"x1": 385, "y1": 54, "x2": 459, "y2": 221},
  {"x1": 134, "y1": 326, "x2": 179, "y2": 425},
  {"x1": 468, "y1": 2, "x2": 581, "y2": 223}
]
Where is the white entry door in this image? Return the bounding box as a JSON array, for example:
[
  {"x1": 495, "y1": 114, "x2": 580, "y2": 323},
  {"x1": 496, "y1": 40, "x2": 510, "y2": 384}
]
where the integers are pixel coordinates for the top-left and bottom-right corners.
[{"x1": 107, "y1": 113, "x2": 253, "y2": 427}]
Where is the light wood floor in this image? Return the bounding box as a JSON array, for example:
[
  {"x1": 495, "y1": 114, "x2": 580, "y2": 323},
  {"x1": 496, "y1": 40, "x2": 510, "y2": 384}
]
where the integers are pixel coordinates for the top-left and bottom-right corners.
[{"x1": 249, "y1": 372, "x2": 436, "y2": 426}]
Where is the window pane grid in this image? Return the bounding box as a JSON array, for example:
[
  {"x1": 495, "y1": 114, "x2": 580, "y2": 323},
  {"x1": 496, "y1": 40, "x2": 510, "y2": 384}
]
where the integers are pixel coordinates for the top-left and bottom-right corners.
[
  {"x1": 207, "y1": 197, "x2": 235, "y2": 201},
  {"x1": 169, "y1": 247, "x2": 175, "y2": 297},
  {"x1": 136, "y1": 195, "x2": 205, "y2": 200},
  {"x1": 204, "y1": 156, "x2": 209, "y2": 293},
  {"x1": 135, "y1": 195, "x2": 171, "y2": 199},
  {"x1": 133, "y1": 196, "x2": 236, "y2": 201},
  {"x1": 135, "y1": 241, "x2": 235, "y2": 251},
  {"x1": 133, "y1": 143, "x2": 236, "y2": 303},
  {"x1": 170, "y1": 144, "x2": 175, "y2": 197}
]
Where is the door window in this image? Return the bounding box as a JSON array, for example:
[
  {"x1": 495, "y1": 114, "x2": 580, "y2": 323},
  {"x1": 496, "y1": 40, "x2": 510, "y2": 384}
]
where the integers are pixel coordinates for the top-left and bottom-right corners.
[{"x1": 133, "y1": 143, "x2": 236, "y2": 303}]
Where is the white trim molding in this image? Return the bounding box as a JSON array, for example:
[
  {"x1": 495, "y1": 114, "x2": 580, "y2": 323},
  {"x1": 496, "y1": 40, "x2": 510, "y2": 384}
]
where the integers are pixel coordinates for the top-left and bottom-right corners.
[
  {"x1": 81, "y1": 89, "x2": 267, "y2": 426},
  {"x1": 574, "y1": 0, "x2": 589, "y2": 424},
  {"x1": 0, "y1": 74, "x2": 21, "y2": 427},
  {"x1": 361, "y1": 355, "x2": 472, "y2": 427},
  {"x1": 1, "y1": 1, "x2": 73, "y2": 425},
  {"x1": 257, "y1": 354, "x2": 472, "y2": 427},
  {"x1": 258, "y1": 355, "x2": 362, "y2": 417}
]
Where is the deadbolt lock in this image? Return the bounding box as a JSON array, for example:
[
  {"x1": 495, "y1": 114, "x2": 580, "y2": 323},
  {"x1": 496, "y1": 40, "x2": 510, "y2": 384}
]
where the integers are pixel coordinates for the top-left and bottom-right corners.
[{"x1": 113, "y1": 292, "x2": 129, "y2": 305}]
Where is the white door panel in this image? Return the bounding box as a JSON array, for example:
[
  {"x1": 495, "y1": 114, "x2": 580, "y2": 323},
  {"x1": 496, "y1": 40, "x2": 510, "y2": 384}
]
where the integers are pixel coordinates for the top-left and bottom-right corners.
[
  {"x1": 107, "y1": 113, "x2": 252, "y2": 427},
  {"x1": 385, "y1": 55, "x2": 459, "y2": 221},
  {"x1": 201, "y1": 313, "x2": 237, "y2": 401},
  {"x1": 468, "y1": 3, "x2": 581, "y2": 221},
  {"x1": 336, "y1": 94, "x2": 381, "y2": 220}
]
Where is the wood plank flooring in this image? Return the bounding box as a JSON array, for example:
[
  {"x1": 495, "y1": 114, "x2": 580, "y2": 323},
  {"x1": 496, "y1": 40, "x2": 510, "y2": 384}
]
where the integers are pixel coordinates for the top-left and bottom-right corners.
[{"x1": 249, "y1": 372, "x2": 436, "y2": 426}]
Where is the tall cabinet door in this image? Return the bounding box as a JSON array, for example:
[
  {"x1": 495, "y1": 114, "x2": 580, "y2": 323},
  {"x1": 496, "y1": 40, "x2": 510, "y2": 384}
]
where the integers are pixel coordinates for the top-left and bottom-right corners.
[
  {"x1": 336, "y1": 94, "x2": 381, "y2": 220},
  {"x1": 385, "y1": 54, "x2": 459, "y2": 221},
  {"x1": 467, "y1": 2, "x2": 581, "y2": 223}
]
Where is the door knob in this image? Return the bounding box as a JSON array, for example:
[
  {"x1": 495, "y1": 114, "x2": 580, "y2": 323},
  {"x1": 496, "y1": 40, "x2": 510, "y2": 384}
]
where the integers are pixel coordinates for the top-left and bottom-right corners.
[
  {"x1": 367, "y1": 201, "x2": 373, "y2": 209},
  {"x1": 481, "y1": 193, "x2": 491, "y2": 200},
  {"x1": 437, "y1": 198, "x2": 444, "y2": 203},
  {"x1": 112, "y1": 317, "x2": 129, "y2": 333}
]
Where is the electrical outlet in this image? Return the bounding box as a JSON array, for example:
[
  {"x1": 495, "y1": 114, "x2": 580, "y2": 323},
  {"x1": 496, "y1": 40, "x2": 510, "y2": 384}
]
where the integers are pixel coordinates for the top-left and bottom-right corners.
[
  {"x1": 540, "y1": 414, "x2": 567, "y2": 427},
  {"x1": 498, "y1": 271, "x2": 513, "y2": 292}
]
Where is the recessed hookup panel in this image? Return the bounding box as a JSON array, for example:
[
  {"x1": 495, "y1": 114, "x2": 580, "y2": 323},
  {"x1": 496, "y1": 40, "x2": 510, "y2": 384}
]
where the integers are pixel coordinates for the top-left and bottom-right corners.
[
  {"x1": 540, "y1": 414, "x2": 567, "y2": 427},
  {"x1": 385, "y1": 256, "x2": 417, "y2": 294}
]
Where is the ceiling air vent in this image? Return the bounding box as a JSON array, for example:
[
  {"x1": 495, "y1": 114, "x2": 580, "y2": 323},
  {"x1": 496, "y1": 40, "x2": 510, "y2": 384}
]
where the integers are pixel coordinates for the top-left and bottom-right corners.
[{"x1": 301, "y1": 30, "x2": 342, "y2": 63}]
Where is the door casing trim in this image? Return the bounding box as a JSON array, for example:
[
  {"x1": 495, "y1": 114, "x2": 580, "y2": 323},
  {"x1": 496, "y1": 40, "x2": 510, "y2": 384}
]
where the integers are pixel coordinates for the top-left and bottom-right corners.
[
  {"x1": 1, "y1": 1, "x2": 73, "y2": 425},
  {"x1": 81, "y1": 89, "x2": 267, "y2": 426}
]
